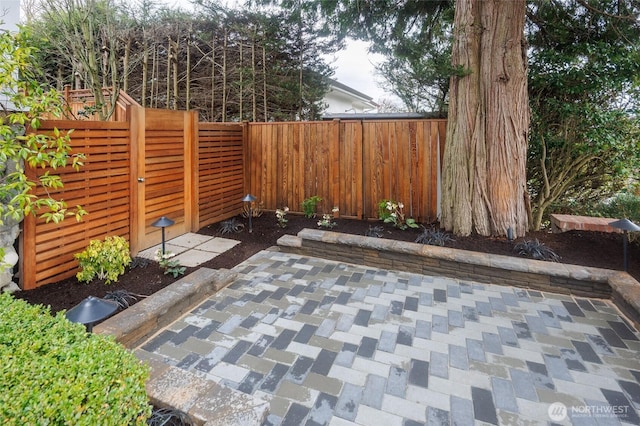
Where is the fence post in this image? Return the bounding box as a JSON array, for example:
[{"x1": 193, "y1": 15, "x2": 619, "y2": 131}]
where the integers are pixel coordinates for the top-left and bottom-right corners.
[
  {"x1": 330, "y1": 119, "x2": 341, "y2": 213},
  {"x1": 129, "y1": 105, "x2": 144, "y2": 255},
  {"x1": 185, "y1": 110, "x2": 198, "y2": 232}
]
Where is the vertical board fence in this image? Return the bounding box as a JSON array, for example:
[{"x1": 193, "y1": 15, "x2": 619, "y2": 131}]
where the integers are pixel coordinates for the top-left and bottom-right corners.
[
  {"x1": 247, "y1": 119, "x2": 446, "y2": 222},
  {"x1": 21, "y1": 114, "x2": 444, "y2": 290}
]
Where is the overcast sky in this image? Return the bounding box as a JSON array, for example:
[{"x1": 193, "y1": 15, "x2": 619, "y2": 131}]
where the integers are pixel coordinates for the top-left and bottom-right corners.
[{"x1": 322, "y1": 38, "x2": 390, "y2": 102}]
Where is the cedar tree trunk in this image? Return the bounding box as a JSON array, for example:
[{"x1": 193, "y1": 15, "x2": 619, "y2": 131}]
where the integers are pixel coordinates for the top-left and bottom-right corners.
[{"x1": 441, "y1": 0, "x2": 529, "y2": 237}]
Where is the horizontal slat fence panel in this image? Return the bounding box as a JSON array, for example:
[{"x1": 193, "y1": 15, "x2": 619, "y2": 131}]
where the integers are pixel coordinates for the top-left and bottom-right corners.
[
  {"x1": 22, "y1": 120, "x2": 131, "y2": 289},
  {"x1": 134, "y1": 108, "x2": 193, "y2": 250},
  {"x1": 197, "y1": 123, "x2": 246, "y2": 228}
]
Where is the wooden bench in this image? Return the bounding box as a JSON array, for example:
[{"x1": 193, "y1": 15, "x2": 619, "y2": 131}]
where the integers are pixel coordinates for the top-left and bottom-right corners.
[{"x1": 550, "y1": 214, "x2": 622, "y2": 233}]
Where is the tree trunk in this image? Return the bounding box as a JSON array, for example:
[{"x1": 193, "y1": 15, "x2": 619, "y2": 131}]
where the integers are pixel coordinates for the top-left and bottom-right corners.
[
  {"x1": 222, "y1": 28, "x2": 228, "y2": 122},
  {"x1": 186, "y1": 27, "x2": 191, "y2": 110},
  {"x1": 441, "y1": 0, "x2": 529, "y2": 237},
  {"x1": 239, "y1": 41, "x2": 243, "y2": 120},
  {"x1": 123, "y1": 37, "x2": 131, "y2": 93},
  {"x1": 172, "y1": 38, "x2": 178, "y2": 110},
  {"x1": 142, "y1": 37, "x2": 148, "y2": 107},
  {"x1": 211, "y1": 34, "x2": 216, "y2": 119},
  {"x1": 166, "y1": 37, "x2": 171, "y2": 109},
  {"x1": 262, "y1": 45, "x2": 267, "y2": 121},
  {"x1": 252, "y1": 30, "x2": 257, "y2": 121}
]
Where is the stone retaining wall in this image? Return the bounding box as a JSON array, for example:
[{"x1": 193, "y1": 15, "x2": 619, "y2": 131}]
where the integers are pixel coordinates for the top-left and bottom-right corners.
[{"x1": 278, "y1": 229, "x2": 640, "y2": 328}]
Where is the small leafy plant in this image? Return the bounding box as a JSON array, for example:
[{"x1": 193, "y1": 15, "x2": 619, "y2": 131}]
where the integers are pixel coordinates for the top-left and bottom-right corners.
[
  {"x1": 155, "y1": 249, "x2": 186, "y2": 277},
  {"x1": 366, "y1": 225, "x2": 385, "y2": 238},
  {"x1": 514, "y1": 239, "x2": 560, "y2": 262},
  {"x1": 75, "y1": 236, "x2": 131, "y2": 284},
  {"x1": 104, "y1": 290, "x2": 145, "y2": 309},
  {"x1": 241, "y1": 201, "x2": 264, "y2": 218},
  {"x1": 302, "y1": 196, "x2": 322, "y2": 218},
  {"x1": 276, "y1": 207, "x2": 289, "y2": 228},
  {"x1": 147, "y1": 407, "x2": 194, "y2": 426},
  {"x1": 378, "y1": 199, "x2": 419, "y2": 230},
  {"x1": 317, "y1": 213, "x2": 337, "y2": 229},
  {"x1": 129, "y1": 256, "x2": 150, "y2": 269},
  {"x1": 415, "y1": 226, "x2": 455, "y2": 246},
  {"x1": 219, "y1": 217, "x2": 245, "y2": 234}
]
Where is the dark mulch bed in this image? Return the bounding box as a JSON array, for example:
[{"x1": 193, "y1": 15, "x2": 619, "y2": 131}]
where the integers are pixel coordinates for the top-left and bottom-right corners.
[{"x1": 16, "y1": 214, "x2": 640, "y2": 315}]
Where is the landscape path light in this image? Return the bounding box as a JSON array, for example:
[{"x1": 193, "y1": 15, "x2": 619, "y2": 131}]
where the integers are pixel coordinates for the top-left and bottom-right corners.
[
  {"x1": 152, "y1": 216, "x2": 175, "y2": 255},
  {"x1": 66, "y1": 296, "x2": 119, "y2": 332},
  {"x1": 242, "y1": 194, "x2": 257, "y2": 233},
  {"x1": 609, "y1": 218, "x2": 640, "y2": 272}
]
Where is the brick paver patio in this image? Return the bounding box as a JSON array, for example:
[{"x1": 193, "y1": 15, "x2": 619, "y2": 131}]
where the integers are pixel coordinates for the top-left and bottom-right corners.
[{"x1": 138, "y1": 251, "x2": 640, "y2": 425}]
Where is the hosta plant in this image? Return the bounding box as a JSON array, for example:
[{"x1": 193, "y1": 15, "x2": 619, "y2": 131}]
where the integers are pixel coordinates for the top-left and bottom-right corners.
[
  {"x1": 155, "y1": 250, "x2": 186, "y2": 277},
  {"x1": 75, "y1": 236, "x2": 131, "y2": 284}
]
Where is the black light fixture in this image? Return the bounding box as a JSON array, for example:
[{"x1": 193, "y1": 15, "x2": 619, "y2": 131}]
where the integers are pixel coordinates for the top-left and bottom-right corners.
[
  {"x1": 609, "y1": 218, "x2": 640, "y2": 272},
  {"x1": 242, "y1": 194, "x2": 257, "y2": 233},
  {"x1": 66, "y1": 296, "x2": 119, "y2": 332},
  {"x1": 152, "y1": 216, "x2": 175, "y2": 255}
]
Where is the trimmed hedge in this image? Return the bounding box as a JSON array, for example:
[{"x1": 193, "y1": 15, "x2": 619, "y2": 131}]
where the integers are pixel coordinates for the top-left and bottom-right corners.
[{"x1": 0, "y1": 292, "x2": 151, "y2": 425}]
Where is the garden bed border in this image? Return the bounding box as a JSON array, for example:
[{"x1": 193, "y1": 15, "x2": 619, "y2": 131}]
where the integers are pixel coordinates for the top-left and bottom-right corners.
[
  {"x1": 94, "y1": 267, "x2": 270, "y2": 426},
  {"x1": 277, "y1": 229, "x2": 640, "y2": 328}
]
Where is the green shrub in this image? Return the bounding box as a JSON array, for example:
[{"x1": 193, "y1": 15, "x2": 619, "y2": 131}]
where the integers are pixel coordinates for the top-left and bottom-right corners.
[
  {"x1": 75, "y1": 235, "x2": 131, "y2": 284},
  {"x1": 302, "y1": 196, "x2": 322, "y2": 218},
  {"x1": 592, "y1": 193, "x2": 640, "y2": 223},
  {"x1": 378, "y1": 199, "x2": 393, "y2": 221},
  {"x1": 0, "y1": 292, "x2": 151, "y2": 425}
]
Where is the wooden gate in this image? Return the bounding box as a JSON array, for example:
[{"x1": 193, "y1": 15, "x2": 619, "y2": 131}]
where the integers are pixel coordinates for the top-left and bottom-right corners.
[{"x1": 129, "y1": 106, "x2": 197, "y2": 254}]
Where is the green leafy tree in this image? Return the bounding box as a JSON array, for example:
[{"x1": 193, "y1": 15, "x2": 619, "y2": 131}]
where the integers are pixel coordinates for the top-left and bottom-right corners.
[
  {"x1": 32, "y1": 0, "x2": 126, "y2": 120},
  {"x1": 269, "y1": 0, "x2": 454, "y2": 114},
  {"x1": 30, "y1": 0, "x2": 336, "y2": 121},
  {"x1": 526, "y1": 0, "x2": 640, "y2": 230},
  {"x1": 0, "y1": 26, "x2": 86, "y2": 227}
]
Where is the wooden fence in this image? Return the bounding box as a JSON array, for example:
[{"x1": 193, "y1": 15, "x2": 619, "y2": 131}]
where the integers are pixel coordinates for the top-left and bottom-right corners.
[
  {"x1": 22, "y1": 121, "x2": 132, "y2": 288},
  {"x1": 21, "y1": 114, "x2": 444, "y2": 290},
  {"x1": 248, "y1": 119, "x2": 446, "y2": 222},
  {"x1": 22, "y1": 108, "x2": 245, "y2": 289}
]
